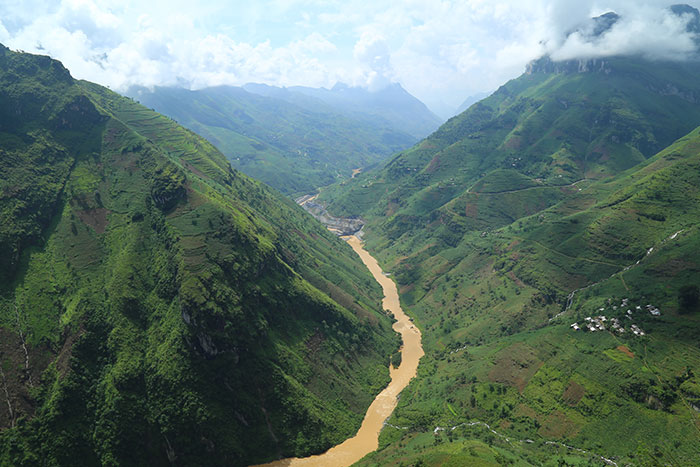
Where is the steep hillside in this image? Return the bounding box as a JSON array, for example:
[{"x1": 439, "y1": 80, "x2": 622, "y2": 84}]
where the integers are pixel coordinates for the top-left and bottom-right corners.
[
  {"x1": 355, "y1": 122, "x2": 700, "y2": 467},
  {"x1": 454, "y1": 91, "x2": 491, "y2": 116},
  {"x1": 243, "y1": 82, "x2": 443, "y2": 140},
  {"x1": 323, "y1": 56, "x2": 700, "y2": 226},
  {"x1": 127, "y1": 84, "x2": 419, "y2": 196},
  {"x1": 315, "y1": 15, "x2": 700, "y2": 465},
  {"x1": 0, "y1": 45, "x2": 396, "y2": 466}
]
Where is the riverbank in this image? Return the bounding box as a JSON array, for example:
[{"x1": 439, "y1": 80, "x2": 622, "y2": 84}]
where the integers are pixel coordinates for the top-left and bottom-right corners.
[
  {"x1": 294, "y1": 195, "x2": 364, "y2": 236},
  {"x1": 255, "y1": 236, "x2": 423, "y2": 467}
]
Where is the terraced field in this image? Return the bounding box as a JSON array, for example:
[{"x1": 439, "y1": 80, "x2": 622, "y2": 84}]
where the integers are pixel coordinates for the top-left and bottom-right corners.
[
  {"x1": 316, "y1": 56, "x2": 700, "y2": 465},
  {"x1": 0, "y1": 47, "x2": 398, "y2": 466}
]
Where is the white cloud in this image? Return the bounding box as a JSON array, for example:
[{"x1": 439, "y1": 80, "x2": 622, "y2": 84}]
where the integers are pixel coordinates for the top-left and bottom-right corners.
[
  {"x1": 353, "y1": 31, "x2": 394, "y2": 91},
  {"x1": 0, "y1": 21, "x2": 9, "y2": 43},
  {"x1": 548, "y1": 6, "x2": 700, "y2": 61},
  {"x1": 2, "y1": 1, "x2": 342, "y2": 91},
  {"x1": 2, "y1": 0, "x2": 700, "y2": 117},
  {"x1": 384, "y1": 1, "x2": 549, "y2": 114}
]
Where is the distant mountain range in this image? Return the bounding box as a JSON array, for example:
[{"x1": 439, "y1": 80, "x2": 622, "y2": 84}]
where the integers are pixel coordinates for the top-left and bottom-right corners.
[
  {"x1": 126, "y1": 82, "x2": 441, "y2": 196},
  {"x1": 454, "y1": 91, "x2": 491, "y2": 116},
  {"x1": 243, "y1": 82, "x2": 442, "y2": 139}
]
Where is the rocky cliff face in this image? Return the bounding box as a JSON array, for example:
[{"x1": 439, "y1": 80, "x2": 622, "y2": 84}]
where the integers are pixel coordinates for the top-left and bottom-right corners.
[
  {"x1": 526, "y1": 56, "x2": 613, "y2": 75},
  {"x1": 525, "y1": 55, "x2": 700, "y2": 104},
  {"x1": 299, "y1": 201, "x2": 365, "y2": 236}
]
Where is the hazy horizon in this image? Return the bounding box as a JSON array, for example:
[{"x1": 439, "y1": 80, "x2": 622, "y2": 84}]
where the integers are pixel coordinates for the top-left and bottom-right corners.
[{"x1": 2, "y1": 0, "x2": 700, "y2": 118}]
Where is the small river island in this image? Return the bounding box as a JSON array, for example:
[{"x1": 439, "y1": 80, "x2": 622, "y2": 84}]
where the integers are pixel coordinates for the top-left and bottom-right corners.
[{"x1": 256, "y1": 235, "x2": 424, "y2": 467}]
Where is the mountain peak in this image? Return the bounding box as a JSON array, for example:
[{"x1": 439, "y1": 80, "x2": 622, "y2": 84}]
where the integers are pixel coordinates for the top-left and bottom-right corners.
[
  {"x1": 590, "y1": 12, "x2": 620, "y2": 37},
  {"x1": 670, "y1": 4, "x2": 700, "y2": 33},
  {"x1": 561, "y1": 11, "x2": 619, "y2": 43},
  {"x1": 568, "y1": 5, "x2": 700, "y2": 40},
  {"x1": 287, "y1": 82, "x2": 441, "y2": 137},
  {"x1": 525, "y1": 56, "x2": 612, "y2": 75},
  {"x1": 531, "y1": 4, "x2": 700, "y2": 72},
  {"x1": 671, "y1": 3, "x2": 700, "y2": 16},
  {"x1": 331, "y1": 82, "x2": 350, "y2": 91}
]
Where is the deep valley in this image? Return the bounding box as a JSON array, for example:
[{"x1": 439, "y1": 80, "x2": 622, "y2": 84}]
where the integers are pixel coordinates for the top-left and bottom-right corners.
[{"x1": 2, "y1": 3, "x2": 700, "y2": 466}]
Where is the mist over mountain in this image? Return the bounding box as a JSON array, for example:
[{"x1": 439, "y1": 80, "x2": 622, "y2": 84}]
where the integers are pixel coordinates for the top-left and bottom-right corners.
[
  {"x1": 243, "y1": 81, "x2": 442, "y2": 139},
  {"x1": 448, "y1": 4, "x2": 700, "y2": 117},
  {"x1": 544, "y1": 3, "x2": 700, "y2": 62}
]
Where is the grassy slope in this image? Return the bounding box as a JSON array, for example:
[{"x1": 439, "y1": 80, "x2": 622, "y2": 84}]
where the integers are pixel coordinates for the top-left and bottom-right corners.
[
  {"x1": 321, "y1": 58, "x2": 700, "y2": 223},
  {"x1": 354, "y1": 116, "x2": 700, "y2": 467},
  {"x1": 315, "y1": 58, "x2": 700, "y2": 466},
  {"x1": 128, "y1": 85, "x2": 418, "y2": 196},
  {"x1": 0, "y1": 46, "x2": 397, "y2": 466}
]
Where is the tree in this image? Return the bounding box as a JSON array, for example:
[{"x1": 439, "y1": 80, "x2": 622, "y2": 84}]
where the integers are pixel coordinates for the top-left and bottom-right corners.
[{"x1": 678, "y1": 285, "x2": 699, "y2": 313}]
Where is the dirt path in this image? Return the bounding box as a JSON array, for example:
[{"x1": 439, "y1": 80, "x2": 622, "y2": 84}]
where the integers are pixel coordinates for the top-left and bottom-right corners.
[
  {"x1": 255, "y1": 236, "x2": 424, "y2": 467},
  {"x1": 466, "y1": 178, "x2": 585, "y2": 195}
]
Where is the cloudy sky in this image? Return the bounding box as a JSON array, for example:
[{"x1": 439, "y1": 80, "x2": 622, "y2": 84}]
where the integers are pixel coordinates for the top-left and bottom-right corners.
[{"x1": 1, "y1": 0, "x2": 699, "y2": 117}]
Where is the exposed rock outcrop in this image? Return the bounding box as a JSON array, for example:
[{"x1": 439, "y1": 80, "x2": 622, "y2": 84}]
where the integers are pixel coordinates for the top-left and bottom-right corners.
[{"x1": 296, "y1": 196, "x2": 364, "y2": 236}]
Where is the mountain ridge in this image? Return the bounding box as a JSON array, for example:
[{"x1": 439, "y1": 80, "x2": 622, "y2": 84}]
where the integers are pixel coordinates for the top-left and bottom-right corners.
[
  {"x1": 127, "y1": 83, "x2": 422, "y2": 196},
  {"x1": 317, "y1": 50, "x2": 700, "y2": 465},
  {"x1": 0, "y1": 45, "x2": 397, "y2": 466},
  {"x1": 243, "y1": 81, "x2": 442, "y2": 139}
]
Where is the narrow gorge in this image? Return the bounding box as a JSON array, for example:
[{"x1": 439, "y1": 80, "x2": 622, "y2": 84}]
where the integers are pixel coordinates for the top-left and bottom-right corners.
[{"x1": 257, "y1": 236, "x2": 424, "y2": 467}]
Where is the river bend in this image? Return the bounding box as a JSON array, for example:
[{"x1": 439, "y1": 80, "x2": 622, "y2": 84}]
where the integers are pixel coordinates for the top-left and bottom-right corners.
[{"x1": 256, "y1": 235, "x2": 423, "y2": 466}]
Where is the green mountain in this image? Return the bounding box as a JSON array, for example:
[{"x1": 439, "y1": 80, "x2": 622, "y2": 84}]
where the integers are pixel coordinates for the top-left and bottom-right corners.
[
  {"x1": 243, "y1": 82, "x2": 443, "y2": 139},
  {"x1": 354, "y1": 123, "x2": 700, "y2": 467},
  {"x1": 318, "y1": 44, "x2": 700, "y2": 467},
  {"x1": 0, "y1": 45, "x2": 397, "y2": 466},
  {"x1": 127, "y1": 84, "x2": 423, "y2": 196},
  {"x1": 324, "y1": 55, "x2": 700, "y2": 222}
]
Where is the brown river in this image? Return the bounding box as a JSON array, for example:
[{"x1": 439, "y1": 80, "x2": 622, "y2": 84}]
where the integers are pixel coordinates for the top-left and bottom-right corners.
[{"x1": 255, "y1": 235, "x2": 424, "y2": 467}]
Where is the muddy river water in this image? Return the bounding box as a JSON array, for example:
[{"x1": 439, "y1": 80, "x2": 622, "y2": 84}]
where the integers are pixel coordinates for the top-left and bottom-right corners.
[{"x1": 256, "y1": 235, "x2": 423, "y2": 467}]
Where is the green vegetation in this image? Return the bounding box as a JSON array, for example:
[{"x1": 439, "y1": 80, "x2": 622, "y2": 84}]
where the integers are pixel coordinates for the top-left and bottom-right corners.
[
  {"x1": 679, "y1": 285, "x2": 700, "y2": 313},
  {"x1": 127, "y1": 85, "x2": 422, "y2": 196},
  {"x1": 319, "y1": 56, "x2": 700, "y2": 465},
  {"x1": 4, "y1": 38, "x2": 700, "y2": 466},
  {"x1": 0, "y1": 45, "x2": 397, "y2": 466},
  {"x1": 322, "y1": 57, "x2": 700, "y2": 218},
  {"x1": 243, "y1": 82, "x2": 442, "y2": 140}
]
